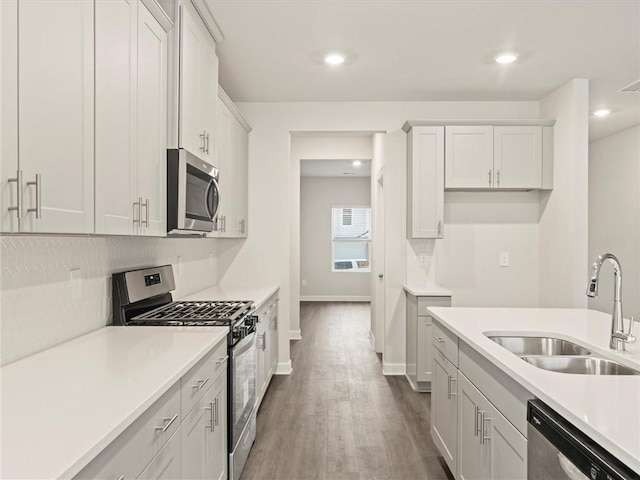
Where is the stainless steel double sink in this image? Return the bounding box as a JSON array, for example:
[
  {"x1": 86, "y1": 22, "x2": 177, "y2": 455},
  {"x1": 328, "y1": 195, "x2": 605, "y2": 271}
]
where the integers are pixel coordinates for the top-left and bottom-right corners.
[{"x1": 486, "y1": 335, "x2": 640, "y2": 375}]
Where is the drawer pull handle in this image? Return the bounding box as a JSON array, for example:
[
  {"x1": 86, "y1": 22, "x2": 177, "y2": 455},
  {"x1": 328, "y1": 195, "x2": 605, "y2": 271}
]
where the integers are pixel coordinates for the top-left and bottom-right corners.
[
  {"x1": 192, "y1": 377, "x2": 209, "y2": 390},
  {"x1": 216, "y1": 356, "x2": 228, "y2": 366},
  {"x1": 434, "y1": 336, "x2": 446, "y2": 343},
  {"x1": 155, "y1": 413, "x2": 178, "y2": 433}
]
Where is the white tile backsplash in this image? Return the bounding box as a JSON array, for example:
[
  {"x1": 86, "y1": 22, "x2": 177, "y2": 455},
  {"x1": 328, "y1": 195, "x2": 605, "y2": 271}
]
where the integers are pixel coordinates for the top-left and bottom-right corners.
[{"x1": 0, "y1": 235, "x2": 219, "y2": 366}]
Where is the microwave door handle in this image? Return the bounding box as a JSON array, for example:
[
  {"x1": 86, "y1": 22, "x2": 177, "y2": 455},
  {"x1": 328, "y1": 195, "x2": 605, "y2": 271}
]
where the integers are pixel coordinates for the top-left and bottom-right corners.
[{"x1": 208, "y1": 178, "x2": 221, "y2": 221}]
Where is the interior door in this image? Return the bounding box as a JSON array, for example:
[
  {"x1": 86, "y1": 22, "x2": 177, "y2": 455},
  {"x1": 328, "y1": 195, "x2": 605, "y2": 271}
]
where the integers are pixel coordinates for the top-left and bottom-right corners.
[{"x1": 371, "y1": 155, "x2": 386, "y2": 354}]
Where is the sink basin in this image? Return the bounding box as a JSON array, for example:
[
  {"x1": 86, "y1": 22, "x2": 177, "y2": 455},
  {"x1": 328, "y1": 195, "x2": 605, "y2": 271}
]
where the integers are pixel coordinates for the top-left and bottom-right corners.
[
  {"x1": 522, "y1": 356, "x2": 640, "y2": 375},
  {"x1": 487, "y1": 335, "x2": 592, "y2": 356}
]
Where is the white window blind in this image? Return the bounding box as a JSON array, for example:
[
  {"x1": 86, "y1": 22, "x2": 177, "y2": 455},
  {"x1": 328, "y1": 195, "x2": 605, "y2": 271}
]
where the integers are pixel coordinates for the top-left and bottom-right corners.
[{"x1": 331, "y1": 207, "x2": 371, "y2": 272}]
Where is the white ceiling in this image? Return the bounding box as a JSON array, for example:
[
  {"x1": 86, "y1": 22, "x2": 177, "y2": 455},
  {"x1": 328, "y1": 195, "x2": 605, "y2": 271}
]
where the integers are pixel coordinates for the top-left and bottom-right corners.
[
  {"x1": 205, "y1": 0, "x2": 640, "y2": 142},
  {"x1": 301, "y1": 159, "x2": 371, "y2": 177}
]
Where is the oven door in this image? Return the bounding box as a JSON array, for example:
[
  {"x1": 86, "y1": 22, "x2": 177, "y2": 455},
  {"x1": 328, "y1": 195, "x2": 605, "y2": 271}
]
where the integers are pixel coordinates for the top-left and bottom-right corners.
[{"x1": 229, "y1": 331, "x2": 257, "y2": 449}]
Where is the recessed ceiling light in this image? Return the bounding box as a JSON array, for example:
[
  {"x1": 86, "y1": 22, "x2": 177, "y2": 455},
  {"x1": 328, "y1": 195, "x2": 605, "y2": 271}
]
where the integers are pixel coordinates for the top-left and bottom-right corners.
[
  {"x1": 593, "y1": 108, "x2": 611, "y2": 117},
  {"x1": 324, "y1": 53, "x2": 345, "y2": 65},
  {"x1": 352, "y1": 160, "x2": 362, "y2": 167},
  {"x1": 495, "y1": 53, "x2": 518, "y2": 64}
]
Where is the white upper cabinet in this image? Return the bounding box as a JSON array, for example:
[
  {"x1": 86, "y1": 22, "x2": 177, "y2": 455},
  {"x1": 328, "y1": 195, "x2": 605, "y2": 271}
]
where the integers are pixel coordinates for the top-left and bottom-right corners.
[
  {"x1": 179, "y1": 3, "x2": 218, "y2": 163},
  {"x1": 407, "y1": 126, "x2": 445, "y2": 239},
  {"x1": 209, "y1": 89, "x2": 250, "y2": 239},
  {"x1": 494, "y1": 126, "x2": 542, "y2": 189},
  {"x1": 136, "y1": 3, "x2": 168, "y2": 236},
  {"x1": 95, "y1": 0, "x2": 167, "y2": 236},
  {"x1": 445, "y1": 126, "x2": 494, "y2": 189},
  {"x1": 95, "y1": 0, "x2": 138, "y2": 235},
  {"x1": 18, "y1": 0, "x2": 95, "y2": 233}
]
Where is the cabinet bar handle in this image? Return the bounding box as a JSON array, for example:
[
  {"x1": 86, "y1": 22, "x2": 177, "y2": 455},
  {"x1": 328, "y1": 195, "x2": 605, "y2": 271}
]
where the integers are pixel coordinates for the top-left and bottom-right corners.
[
  {"x1": 192, "y1": 377, "x2": 209, "y2": 390},
  {"x1": 488, "y1": 170, "x2": 492, "y2": 186},
  {"x1": 437, "y1": 220, "x2": 442, "y2": 236},
  {"x1": 434, "y1": 336, "x2": 446, "y2": 343},
  {"x1": 216, "y1": 355, "x2": 228, "y2": 366},
  {"x1": 240, "y1": 219, "x2": 245, "y2": 234},
  {"x1": 155, "y1": 413, "x2": 178, "y2": 432},
  {"x1": 214, "y1": 397, "x2": 219, "y2": 426},
  {"x1": 205, "y1": 133, "x2": 210, "y2": 155},
  {"x1": 474, "y1": 406, "x2": 482, "y2": 436},
  {"x1": 140, "y1": 198, "x2": 149, "y2": 227},
  {"x1": 448, "y1": 376, "x2": 456, "y2": 398},
  {"x1": 26, "y1": 174, "x2": 41, "y2": 219},
  {"x1": 205, "y1": 401, "x2": 214, "y2": 431},
  {"x1": 481, "y1": 414, "x2": 491, "y2": 444},
  {"x1": 200, "y1": 131, "x2": 206, "y2": 152},
  {"x1": 497, "y1": 170, "x2": 500, "y2": 187},
  {"x1": 7, "y1": 170, "x2": 22, "y2": 219},
  {"x1": 446, "y1": 374, "x2": 452, "y2": 399},
  {"x1": 117, "y1": 476, "x2": 125, "y2": 480}
]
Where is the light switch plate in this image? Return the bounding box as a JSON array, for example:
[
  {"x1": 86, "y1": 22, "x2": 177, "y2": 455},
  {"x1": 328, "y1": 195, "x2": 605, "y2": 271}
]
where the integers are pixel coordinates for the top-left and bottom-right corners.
[
  {"x1": 301, "y1": 279, "x2": 307, "y2": 287},
  {"x1": 70, "y1": 268, "x2": 82, "y2": 300},
  {"x1": 499, "y1": 252, "x2": 510, "y2": 267}
]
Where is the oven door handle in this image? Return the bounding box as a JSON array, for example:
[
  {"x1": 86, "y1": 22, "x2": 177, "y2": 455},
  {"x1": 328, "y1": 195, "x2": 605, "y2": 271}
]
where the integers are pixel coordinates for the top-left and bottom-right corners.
[{"x1": 232, "y1": 331, "x2": 256, "y2": 357}]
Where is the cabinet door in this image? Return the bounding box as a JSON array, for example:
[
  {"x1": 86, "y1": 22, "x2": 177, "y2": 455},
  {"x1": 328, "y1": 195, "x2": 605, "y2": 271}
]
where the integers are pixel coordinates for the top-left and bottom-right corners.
[
  {"x1": 138, "y1": 429, "x2": 181, "y2": 480},
  {"x1": 95, "y1": 0, "x2": 137, "y2": 235},
  {"x1": 458, "y1": 373, "x2": 490, "y2": 480},
  {"x1": 18, "y1": 0, "x2": 94, "y2": 233},
  {"x1": 1, "y1": 0, "x2": 19, "y2": 233},
  {"x1": 483, "y1": 394, "x2": 527, "y2": 480},
  {"x1": 208, "y1": 373, "x2": 228, "y2": 480},
  {"x1": 431, "y1": 349, "x2": 458, "y2": 477},
  {"x1": 198, "y1": 41, "x2": 218, "y2": 165},
  {"x1": 445, "y1": 126, "x2": 494, "y2": 189},
  {"x1": 181, "y1": 395, "x2": 207, "y2": 479},
  {"x1": 236, "y1": 122, "x2": 249, "y2": 237},
  {"x1": 137, "y1": 3, "x2": 167, "y2": 236},
  {"x1": 209, "y1": 99, "x2": 233, "y2": 237},
  {"x1": 417, "y1": 317, "x2": 432, "y2": 383},
  {"x1": 408, "y1": 126, "x2": 444, "y2": 238},
  {"x1": 494, "y1": 126, "x2": 542, "y2": 189}
]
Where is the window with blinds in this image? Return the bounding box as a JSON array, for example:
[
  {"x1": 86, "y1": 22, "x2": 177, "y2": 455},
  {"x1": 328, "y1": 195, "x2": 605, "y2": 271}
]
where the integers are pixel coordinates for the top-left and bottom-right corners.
[{"x1": 331, "y1": 207, "x2": 371, "y2": 272}]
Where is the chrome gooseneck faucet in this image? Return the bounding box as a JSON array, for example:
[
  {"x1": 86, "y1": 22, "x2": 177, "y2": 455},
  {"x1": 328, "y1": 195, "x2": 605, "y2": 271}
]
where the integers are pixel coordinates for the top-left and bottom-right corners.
[{"x1": 586, "y1": 253, "x2": 635, "y2": 351}]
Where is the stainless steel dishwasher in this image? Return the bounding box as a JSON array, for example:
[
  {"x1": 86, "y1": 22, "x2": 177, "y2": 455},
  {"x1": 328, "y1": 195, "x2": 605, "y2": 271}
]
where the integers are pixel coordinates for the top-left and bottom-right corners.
[{"x1": 527, "y1": 400, "x2": 638, "y2": 480}]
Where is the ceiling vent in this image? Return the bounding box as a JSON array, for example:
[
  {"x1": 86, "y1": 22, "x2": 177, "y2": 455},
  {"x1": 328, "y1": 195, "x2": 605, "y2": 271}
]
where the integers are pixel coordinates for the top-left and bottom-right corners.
[{"x1": 620, "y1": 79, "x2": 640, "y2": 92}]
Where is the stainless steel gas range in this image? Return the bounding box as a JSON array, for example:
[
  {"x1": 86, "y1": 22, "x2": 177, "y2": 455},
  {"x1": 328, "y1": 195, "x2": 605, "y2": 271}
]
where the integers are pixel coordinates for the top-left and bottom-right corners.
[{"x1": 112, "y1": 265, "x2": 257, "y2": 480}]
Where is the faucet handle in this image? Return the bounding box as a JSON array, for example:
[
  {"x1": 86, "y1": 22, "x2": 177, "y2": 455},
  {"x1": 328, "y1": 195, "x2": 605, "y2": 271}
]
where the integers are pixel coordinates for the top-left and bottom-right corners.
[{"x1": 627, "y1": 316, "x2": 636, "y2": 343}]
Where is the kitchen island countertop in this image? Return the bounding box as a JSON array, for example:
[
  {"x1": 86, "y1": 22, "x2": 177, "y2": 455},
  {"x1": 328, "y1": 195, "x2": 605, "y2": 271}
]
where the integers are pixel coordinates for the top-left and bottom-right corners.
[{"x1": 427, "y1": 307, "x2": 640, "y2": 474}]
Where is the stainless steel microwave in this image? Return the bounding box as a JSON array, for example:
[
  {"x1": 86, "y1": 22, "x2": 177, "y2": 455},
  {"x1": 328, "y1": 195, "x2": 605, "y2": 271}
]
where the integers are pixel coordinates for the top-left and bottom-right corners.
[{"x1": 167, "y1": 149, "x2": 220, "y2": 235}]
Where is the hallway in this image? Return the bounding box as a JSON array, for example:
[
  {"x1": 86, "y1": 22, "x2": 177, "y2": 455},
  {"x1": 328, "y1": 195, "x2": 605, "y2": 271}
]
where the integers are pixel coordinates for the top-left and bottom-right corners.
[{"x1": 241, "y1": 302, "x2": 453, "y2": 480}]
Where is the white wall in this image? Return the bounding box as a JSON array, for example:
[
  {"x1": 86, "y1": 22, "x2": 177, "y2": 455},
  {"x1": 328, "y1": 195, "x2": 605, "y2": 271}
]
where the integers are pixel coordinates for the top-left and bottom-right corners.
[
  {"x1": 300, "y1": 177, "x2": 371, "y2": 299},
  {"x1": 0, "y1": 236, "x2": 219, "y2": 366},
  {"x1": 221, "y1": 100, "x2": 540, "y2": 373},
  {"x1": 539, "y1": 79, "x2": 590, "y2": 307},
  {"x1": 588, "y1": 125, "x2": 640, "y2": 320}
]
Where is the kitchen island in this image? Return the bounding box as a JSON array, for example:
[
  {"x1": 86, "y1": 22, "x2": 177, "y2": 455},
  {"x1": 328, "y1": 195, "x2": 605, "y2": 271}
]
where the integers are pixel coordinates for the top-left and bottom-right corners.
[{"x1": 427, "y1": 307, "x2": 640, "y2": 476}]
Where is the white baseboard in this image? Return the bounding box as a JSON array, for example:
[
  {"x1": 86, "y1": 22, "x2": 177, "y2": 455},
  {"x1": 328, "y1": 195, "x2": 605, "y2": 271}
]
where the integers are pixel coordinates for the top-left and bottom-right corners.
[
  {"x1": 300, "y1": 295, "x2": 371, "y2": 302},
  {"x1": 382, "y1": 362, "x2": 406, "y2": 376},
  {"x1": 275, "y1": 360, "x2": 293, "y2": 375},
  {"x1": 368, "y1": 330, "x2": 376, "y2": 349},
  {"x1": 289, "y1": 329, "x2": 302, "y2": 340}
]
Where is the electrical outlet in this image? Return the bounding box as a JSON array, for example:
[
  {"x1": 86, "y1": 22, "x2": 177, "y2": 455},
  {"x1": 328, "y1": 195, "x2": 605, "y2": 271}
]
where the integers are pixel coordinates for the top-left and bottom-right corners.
[
  {"x1": 301, "y1": 279, "x2": 307, "y2": 287},
  {"x1": 70, "y1": 268, "x2": 82, "y2": 300},
  {"x1": 499, "y1": 252, "x2": 510, "y2": 267},
  {"x1": 419, "y1": 254, "x2": 429, "y2": 266}
]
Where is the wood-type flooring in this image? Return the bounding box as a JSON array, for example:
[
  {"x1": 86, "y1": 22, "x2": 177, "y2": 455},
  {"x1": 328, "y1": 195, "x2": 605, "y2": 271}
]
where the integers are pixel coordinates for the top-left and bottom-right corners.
[{"x1": 240, "y1": 301, "x2": 454, "y2": 480}]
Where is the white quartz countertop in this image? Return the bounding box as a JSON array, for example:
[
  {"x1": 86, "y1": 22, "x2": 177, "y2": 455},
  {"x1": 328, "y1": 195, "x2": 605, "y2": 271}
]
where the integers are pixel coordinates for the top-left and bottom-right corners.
[
  {"x1": 403, "y1": 284, "x2": 452, "y2": 297},
  {"x1": 0, "y1": 326, "x2": 228, "y2": 480},
  {"x1": 180, "y1": 283, "x2": 280, "y2": 310},
  {"x1": 426, "y1": 307, "x2": 640, "y2": 474}
]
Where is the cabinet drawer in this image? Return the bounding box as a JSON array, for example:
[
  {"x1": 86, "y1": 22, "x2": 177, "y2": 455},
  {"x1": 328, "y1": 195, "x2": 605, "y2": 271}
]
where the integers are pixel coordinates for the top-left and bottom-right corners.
[
  {"x1": 417, "y1": 296, "x2": 451, "y2": 316},
  {"x1": 432, "y1": 320, "x2": 459, "y2": 367},
  {"x1": 74, "y1": 381, "x2": 180, "y2": 480},
  {"x1": 181, "y1": 339, "x2": 227, "y2": 419}
]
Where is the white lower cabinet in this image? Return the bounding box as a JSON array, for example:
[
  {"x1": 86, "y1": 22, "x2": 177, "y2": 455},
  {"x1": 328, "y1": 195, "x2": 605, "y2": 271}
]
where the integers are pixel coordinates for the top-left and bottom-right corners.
[
  {"x1": 457, "y1": 373, "x2": 527, "y2": 480},
  {"x1": 255, "y1": 292, "x2": 279, "y2": 409},
  {"x1": 431, "y1": 347, "x2": 458, "y2": 477},
  {"x1": 74, "y1": 340, "x2": 228, "y2": 480},
  {"x1": 431, "y1": 320, "x2": 527, "y2": 480}
]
